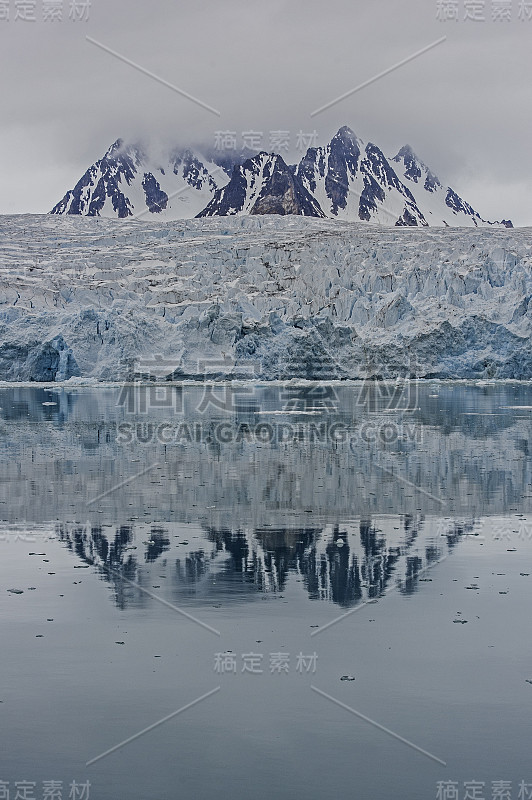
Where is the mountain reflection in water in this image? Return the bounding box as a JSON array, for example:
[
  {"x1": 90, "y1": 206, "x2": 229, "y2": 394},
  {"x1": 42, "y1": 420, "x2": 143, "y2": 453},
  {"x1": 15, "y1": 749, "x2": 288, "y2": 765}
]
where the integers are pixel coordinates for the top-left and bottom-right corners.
[
  {"x1": 54, "y1": 515, "x2": 469, "y2": 610},
  {"x1": 1, "y1": 381, "x2": 530, "y2": 613}
]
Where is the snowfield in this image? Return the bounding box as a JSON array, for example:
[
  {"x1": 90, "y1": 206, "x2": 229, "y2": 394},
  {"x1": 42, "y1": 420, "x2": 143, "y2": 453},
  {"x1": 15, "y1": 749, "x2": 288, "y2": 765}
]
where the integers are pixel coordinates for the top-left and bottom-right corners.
[{"x1": 1, "y1": 213, "x2": 531, "y2": 381}]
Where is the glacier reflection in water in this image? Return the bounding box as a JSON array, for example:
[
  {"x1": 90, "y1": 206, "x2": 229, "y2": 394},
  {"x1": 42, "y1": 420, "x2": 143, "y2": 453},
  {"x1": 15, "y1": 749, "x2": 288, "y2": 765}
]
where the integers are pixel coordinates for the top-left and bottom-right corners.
[{"x1": 0, "y1": 381, "x2": 531, "y2": 607}]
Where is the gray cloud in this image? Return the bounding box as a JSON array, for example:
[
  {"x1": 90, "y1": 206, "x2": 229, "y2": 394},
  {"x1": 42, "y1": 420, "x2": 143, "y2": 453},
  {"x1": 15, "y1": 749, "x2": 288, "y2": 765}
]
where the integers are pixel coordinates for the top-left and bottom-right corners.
[{"x1": 0, "y1": 0, "x2": 530, "y2": 224}]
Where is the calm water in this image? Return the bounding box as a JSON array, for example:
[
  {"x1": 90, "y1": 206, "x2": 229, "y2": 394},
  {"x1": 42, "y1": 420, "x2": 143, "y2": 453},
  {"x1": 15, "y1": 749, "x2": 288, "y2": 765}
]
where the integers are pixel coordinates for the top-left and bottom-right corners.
[{"x1": 1, "y1": 382, "x2": 531, "y2": 800}]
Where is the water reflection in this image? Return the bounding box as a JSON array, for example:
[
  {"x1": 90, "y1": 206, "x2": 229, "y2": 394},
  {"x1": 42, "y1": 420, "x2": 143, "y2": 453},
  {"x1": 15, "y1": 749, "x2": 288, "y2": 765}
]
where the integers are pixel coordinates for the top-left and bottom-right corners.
[
  {"x1": 1, "y1": 383, "x2": 531, "y2": 526},
  {"x1": 1, "y1": 381, "x2": 530, "y2": 800},
  {"x1": 1, "y1": 381, "x2": 529, "y2": 611},
  {"x1": 54, "y1": 515, "x2": 472, "y2": 610}
]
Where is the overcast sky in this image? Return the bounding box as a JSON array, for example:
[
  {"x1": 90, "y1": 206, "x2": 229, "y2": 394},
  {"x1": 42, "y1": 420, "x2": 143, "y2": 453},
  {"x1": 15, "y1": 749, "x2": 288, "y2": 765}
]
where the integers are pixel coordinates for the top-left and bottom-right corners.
[{"x1": 0, "y1": 0, "x2": 530, "y2": 225}]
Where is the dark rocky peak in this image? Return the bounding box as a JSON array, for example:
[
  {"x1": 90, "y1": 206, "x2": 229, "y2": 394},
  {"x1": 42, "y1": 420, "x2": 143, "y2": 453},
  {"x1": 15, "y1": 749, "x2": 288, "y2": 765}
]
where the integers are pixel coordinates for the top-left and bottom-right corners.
[
  {"x1": 170, "y1": 148, "x2": 218, "y2": 192},
  {"x1": 333, "y1": 125, "x2": 362, "y2": 147},
  {"x1": 104, "y1": 138, "x2": 124, "y2": 158},
  {"x1": 102, "y1": 139, "x2": 145, "y2": 169},
  {"x1": 393, "y1": 144, "x2": 441, "y2": 193},
  {"x1": 445, "y1": 187, "x2": 477, "y2": 217},
  {"x1": 297, "y1": 127, "x2": 364, "y2": 215},
  {"x1": 198, "y1": 152, "x2": 324, "y2": 218},
  {"x1": 251, "y1": 154, "x2": 324, "y2": 217},
  {"x1": 364, "y1": 143, "x2": 415, "y2": 200}
]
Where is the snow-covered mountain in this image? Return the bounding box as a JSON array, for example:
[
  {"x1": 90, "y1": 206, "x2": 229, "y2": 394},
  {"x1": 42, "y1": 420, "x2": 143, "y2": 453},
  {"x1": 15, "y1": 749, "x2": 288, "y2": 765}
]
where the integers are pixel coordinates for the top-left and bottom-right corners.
[
  {"x1": 51, "y1": 139, "x2": 230, "y2": 220},
  {"x1": 198, "y1": 152, "x2": 324, "y2": 218},
  {"x1": 391, "y1": 144, "x2": 512, "y2": 228},
  {"x1": 297, "y1": 126, "x2": 426, "y2": 226},
  {"x1": 297, "y1": 127, "x2": 511, "y2": 228},
  {"x1": 50, "y1": 127, "x2": 512, "y2": 227}
]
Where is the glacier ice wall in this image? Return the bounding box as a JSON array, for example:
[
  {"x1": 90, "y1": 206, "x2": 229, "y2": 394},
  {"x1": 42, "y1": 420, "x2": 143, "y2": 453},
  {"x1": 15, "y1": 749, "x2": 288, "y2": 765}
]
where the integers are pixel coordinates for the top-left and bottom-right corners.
[{"x1": 1, "y1": 214, "x2": 531, "y2": 381}]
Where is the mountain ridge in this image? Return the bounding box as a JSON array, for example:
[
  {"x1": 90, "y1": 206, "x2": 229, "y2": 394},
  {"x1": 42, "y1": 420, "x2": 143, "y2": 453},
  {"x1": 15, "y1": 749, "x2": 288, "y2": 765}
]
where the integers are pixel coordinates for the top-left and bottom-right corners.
[{"x1": 50, "y1": 127, "x2": 513, "y2": 228}]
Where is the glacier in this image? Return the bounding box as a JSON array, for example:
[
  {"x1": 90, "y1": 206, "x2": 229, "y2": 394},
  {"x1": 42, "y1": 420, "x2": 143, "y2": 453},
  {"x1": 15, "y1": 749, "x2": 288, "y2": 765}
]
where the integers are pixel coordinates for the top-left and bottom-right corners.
[{"x1": 0, "y1": 213, "x2": 531, "y2": 382}]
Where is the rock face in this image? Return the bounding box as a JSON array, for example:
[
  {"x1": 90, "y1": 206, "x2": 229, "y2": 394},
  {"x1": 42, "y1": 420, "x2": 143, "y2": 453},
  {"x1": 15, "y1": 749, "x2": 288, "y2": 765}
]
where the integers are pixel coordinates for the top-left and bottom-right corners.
[
  {"x1": 50, "y1": 127, "x2": 512, "y2": 228},
  {"x1": 198, "y1": 153, "x2": 325, "y2": 218},
  {"x1": 391, "y1": 144, "x2": 513, "y2": 229},
  {"x1": 297, "y1": 126, "x2": 511, "y2": 228},
  {"x1": 142, "y1": 173, "x2": 169, "y2": 214},
  {"x1": 297, "y1": 126, "x2": 426, "y2": 226},
  {"x1": 51, "y1": 140, "x2": 230, "y2": 220},
  {"x1": 1, "y1": 214, "x2": 531, "y2": 382},
  {"x1": 51, "y1": 140, "x2": 141, "y2": 218}
]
